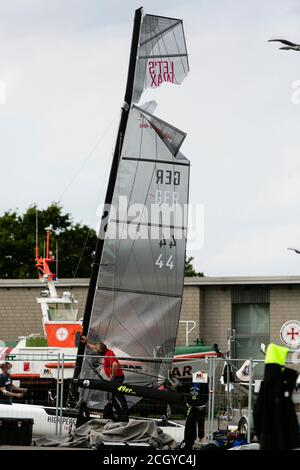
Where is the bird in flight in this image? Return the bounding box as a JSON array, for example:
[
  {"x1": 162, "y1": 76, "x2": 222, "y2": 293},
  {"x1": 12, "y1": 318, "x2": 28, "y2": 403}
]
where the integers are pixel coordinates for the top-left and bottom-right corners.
[
  {"x1": 288, "y1": 247, "x2": 300, "y2": 254},
  {"x1": 268, "y1": 39, "x2": 300, "y2": 51}
]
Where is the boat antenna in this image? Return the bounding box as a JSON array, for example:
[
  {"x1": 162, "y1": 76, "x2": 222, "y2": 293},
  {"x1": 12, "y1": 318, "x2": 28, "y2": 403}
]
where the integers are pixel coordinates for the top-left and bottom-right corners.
[
  {"x1": 56, "y1": 239, "x2": 59, "y2": 279},
  {"x1": 35, "y1": 210, "x2": 39, "y2": 259}
]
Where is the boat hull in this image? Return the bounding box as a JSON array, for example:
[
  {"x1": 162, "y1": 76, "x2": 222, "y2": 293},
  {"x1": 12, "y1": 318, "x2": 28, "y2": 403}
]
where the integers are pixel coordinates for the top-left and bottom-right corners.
[
  {"x1": 0, "y1": 403, "x2": 77, "y2": 436},
  {"x1": 0, "y1": 404, "x2": 185, "y2": 443}
]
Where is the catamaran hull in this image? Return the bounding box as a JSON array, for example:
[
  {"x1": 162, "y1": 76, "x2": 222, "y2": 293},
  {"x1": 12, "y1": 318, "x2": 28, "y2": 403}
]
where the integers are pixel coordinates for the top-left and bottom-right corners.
[{"x1": 0, "y1": 404, "x2": 77, "y2": 436}]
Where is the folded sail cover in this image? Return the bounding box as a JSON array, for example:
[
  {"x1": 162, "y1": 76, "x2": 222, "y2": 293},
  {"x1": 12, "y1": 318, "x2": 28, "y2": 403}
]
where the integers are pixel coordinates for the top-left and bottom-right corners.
[{"x1": 79, "y1": 13, "x2": 189, "y2": 409}]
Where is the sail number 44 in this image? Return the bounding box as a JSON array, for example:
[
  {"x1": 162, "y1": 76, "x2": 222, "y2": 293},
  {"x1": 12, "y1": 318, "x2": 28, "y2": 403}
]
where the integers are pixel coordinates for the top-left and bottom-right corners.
[{"x1": 155, "y1": 254, "x2": 174, "y2": 270}]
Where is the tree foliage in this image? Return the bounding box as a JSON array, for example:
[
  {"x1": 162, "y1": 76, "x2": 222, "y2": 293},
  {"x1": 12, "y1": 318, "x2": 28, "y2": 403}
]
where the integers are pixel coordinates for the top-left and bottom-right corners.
[
  {"x1": 0, "y1": 203, "x2": 97, "y2": 279},
  {"x1": 0, "y1": 204, "x2": 202, "y2": 279},
  {"x1": 184, "y1": 256, "x2": 204, "y2": 277}
]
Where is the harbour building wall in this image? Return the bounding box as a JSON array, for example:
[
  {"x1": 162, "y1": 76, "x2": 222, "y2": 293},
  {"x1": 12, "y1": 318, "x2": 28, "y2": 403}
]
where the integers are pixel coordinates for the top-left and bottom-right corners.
[{"x1": 1, "y1": 276, "x2": 300, "y2": 359}]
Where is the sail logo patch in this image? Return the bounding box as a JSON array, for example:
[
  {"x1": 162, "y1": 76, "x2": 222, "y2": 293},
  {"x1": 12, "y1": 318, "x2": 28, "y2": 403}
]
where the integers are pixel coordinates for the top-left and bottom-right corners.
[
  {"x1": 138, "y1": 118, "x2": 173, "y2": 142},
  {"x1": 117, "y1": 385, "x2": 136, "y2": 395},
  {"x1": 148, "y1": 60, "x2": 175, "y2": 87}
]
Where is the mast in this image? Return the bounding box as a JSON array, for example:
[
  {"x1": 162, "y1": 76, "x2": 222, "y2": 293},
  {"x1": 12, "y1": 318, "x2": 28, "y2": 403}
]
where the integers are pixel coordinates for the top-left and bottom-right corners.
[{"x1": 74, "y1": 7, "x2": 143, "y2": 378}]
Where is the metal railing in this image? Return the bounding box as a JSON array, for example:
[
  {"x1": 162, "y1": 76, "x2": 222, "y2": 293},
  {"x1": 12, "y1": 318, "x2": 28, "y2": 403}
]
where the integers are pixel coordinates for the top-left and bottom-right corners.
[{"x1": 178, "y1": 320, "x2": 197, "y2": 346}]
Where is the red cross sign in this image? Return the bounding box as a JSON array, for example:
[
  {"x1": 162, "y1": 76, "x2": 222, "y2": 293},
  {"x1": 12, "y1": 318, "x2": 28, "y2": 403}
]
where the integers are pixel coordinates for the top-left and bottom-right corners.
[{"x1": 280, "y1": 320, "x2": 300, "y2": 347}]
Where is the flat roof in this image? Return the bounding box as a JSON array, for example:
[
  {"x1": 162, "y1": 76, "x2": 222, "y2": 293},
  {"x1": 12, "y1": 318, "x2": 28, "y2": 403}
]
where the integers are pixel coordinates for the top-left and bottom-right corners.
[
  {"x1": 0, "y1": 278, "x2": 90, "y2": 288},
  {"x1": 1, "y1": 275, "x2": 300, "y2": 288},
  {"x1": 184, "y1": 275, "x2": 300, "y2": 286}
]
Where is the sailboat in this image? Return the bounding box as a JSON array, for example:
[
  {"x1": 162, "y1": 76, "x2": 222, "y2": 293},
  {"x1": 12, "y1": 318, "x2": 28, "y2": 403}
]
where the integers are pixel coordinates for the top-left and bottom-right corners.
[
  {"x1": 0, "y1": 8, "x2": 194, "y2": 441},
  {"x1": 74, "y1": 8, "x2": 191, "y2": 413}
]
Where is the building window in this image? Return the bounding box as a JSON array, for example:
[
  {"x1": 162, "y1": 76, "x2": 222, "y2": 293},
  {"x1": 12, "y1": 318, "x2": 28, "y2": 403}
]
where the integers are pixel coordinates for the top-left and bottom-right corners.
[
  {"x1": 233, "y1": 303, "x2": 269, "y2": 369},
  {"x1": 48, "y1": 303, "x2": 78, "y2": 321}
]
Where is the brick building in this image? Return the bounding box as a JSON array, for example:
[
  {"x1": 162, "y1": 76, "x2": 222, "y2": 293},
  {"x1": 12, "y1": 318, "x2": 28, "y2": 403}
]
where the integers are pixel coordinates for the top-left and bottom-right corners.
[{"x1": 1, "y1": 276, "x2": 300, "y2": 358}]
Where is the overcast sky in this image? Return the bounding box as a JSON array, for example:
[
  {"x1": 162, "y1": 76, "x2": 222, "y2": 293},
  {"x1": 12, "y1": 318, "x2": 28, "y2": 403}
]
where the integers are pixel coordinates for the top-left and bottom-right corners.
[{"x1": 2, "y1": 0, "x2": 300, "y2": 276}]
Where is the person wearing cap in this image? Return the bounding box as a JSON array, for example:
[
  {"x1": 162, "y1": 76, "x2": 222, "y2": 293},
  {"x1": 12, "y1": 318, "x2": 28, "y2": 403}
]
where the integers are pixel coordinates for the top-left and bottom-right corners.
[
  {"x1": 0, "y1": 362, "x2": 27, "y2": 404},
  {"x1": 81, "y1": 337, "x2": 128, "y2": 419}
]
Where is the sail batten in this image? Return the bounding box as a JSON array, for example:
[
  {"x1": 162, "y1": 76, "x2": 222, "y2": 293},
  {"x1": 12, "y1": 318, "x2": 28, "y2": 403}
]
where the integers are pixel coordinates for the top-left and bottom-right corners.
[
  {"x1": 140, "y1": 20, "x2": 182, "y2": 47},
  {"x1": 122, "y1": 157, "x2": 189, "y2": 167},
  {"x1": 139, "y1": 53, "x2": 187, "y2": 59},
  {"x1": 97, "y1": 287, "x2": 182, "y2": 298}
]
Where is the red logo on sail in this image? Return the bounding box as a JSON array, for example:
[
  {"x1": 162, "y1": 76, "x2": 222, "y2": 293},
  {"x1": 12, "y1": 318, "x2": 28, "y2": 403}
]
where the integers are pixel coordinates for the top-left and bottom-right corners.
[
  {"x1": 138, "y1": 118, "x2": 173, "y2": 142},
  {"x1": 148, "y1": 60, "x2": 175, "y2": 87}
]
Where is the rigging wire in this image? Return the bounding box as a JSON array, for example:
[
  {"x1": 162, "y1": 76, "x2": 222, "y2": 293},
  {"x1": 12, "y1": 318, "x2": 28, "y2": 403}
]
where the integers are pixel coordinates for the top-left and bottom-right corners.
[
  {"x1": 72, "y1": 228, "x2": 92, "y2": 279},
  {"x1": 56, "y1": 115, "x2": 119, "y2": 278},
  {"x1": 57, "y1": 114, "x2": 118, "y2": 202},
  {"x1": 72, "y1": 174, "x2": 112, "y2": 279}
]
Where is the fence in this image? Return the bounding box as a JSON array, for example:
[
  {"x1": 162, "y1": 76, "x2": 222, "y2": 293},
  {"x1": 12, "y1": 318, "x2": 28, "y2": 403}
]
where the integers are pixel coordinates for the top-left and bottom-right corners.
[
  {"x1": 2, "y1": 353, "x2": 300, "y2": 442},
  {"x1": 206, "y1": 356, "x2": 300, "y2": 443}
]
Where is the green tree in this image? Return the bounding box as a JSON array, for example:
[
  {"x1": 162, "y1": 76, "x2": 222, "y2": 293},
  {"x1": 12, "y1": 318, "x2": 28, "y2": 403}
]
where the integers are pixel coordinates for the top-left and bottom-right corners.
[
  {"x1": 0, "y1": 204, "x2": 203, "y2": 280},
  {"x1": 0, "y1": 203, "x2": 97, "y2": 279},
  {"x1": 184, "y1": 256, "x2": 204, "y2": 277}
]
